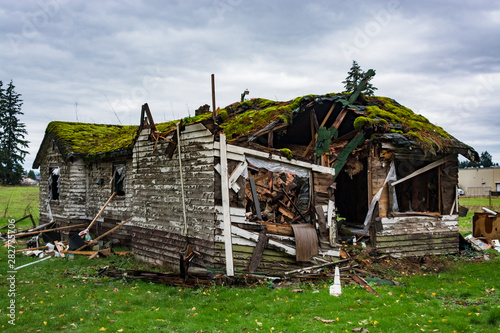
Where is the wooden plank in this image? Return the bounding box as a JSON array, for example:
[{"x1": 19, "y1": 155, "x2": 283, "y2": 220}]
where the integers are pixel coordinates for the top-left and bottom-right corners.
[
  {"x1": 228, "y1": 161, "x2": 248, "y2": 191},
  {"x1": 86, "y1": 192, "x2": 116, "y2": 231},
  {"x1": 231, "y1": 225, "x2": 296, "y2": 256},
  {"x1": 391, "y1": 155, "x2": 455, "y2": 187},
  {"x1": 214, "y1": 141, "x2": 335, "y2": 175},
  {"x1": 258, "y1": 221, "x2": 294, "y2": 236},
  {"x1": 351, "y1": 274, "x2": 379, "y2": 296},
  {"x1": 375, "y1": 231, "x2": 458, "y2": 242},
  {"x1": 15, "y1": 223, "x2": 85, "y2": 238},
  {"x1": 220, "y1": 134, "x2": 234, "y2": 277},
  {"x1": 248, "y1": 230, "x2": 268, "y2": 273},
  {"x1": 315, "y1": 205, "x2": 328, "y2": 241},
  {"x1": 249, "y1": 177, "x2": 262, "y2": 220}
]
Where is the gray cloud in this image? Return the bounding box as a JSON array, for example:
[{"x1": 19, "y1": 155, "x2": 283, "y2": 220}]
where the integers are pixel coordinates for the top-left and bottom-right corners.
[{"x1": 0, "y1": 0, "x2": 499, "y2": 169}]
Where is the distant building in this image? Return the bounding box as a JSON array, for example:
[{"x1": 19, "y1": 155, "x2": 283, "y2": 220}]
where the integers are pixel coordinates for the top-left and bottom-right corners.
[{"x1": 458, "y1": 167, "x2": 500, "y2": 196}]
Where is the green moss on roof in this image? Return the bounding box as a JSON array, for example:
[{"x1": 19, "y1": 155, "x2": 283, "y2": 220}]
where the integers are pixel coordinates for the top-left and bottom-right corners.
[
  {"x1": 220, "y1": 104, "x2": 293, "y2": 139},
  {"x1": 364, "y1": 96, "x2": 455, "y2": 153},
  {"x1": 155, "y1": 112, "x2": 213, "y2": 133},
  {"x1": 46, "y1": 121, "x2": 138, "y2": 156}
]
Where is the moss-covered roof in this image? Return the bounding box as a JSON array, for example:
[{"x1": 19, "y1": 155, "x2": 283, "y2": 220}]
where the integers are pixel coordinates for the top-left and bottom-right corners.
[
  {"x1": 46, "y1": 121, "x2": 138, "y2": 156},
  {"x1": 33, "y1": 91, "x2": 477, "y2": 169},
  {"x1": 217, "y1": 93, "x2": 474, "y2": 156}
]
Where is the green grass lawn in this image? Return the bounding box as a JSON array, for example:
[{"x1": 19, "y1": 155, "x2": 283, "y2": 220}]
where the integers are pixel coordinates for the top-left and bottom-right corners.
[
  {"x1": 458, "y1": 196, "x2": 500, "y2": 233},
  {"x1": 0, "y1": 186, "x2": 39, "y2": 230},
  {"x1": 0, "y1": 249, "x2": 499, "y2": 332},
  {"x1": 1, "y1": 188, "x2": 499, "y2": 331}
]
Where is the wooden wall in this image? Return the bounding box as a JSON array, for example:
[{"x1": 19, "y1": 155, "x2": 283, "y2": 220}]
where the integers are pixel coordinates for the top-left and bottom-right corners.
[
  {"x1": 130, "y1": 124, "x2": 216, "y2": 271},
  {"x1": 38, "y1": 142, "x2": 87, "y2": 225},
  {"x1": 375, "y1": 215, "x2": 459, "y2": 257}
]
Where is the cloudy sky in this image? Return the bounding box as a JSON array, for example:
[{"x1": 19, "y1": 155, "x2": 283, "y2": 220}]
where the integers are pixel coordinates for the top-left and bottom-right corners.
[{"x1": 1, "y1": 0, "x2": 499, "y2": 170}]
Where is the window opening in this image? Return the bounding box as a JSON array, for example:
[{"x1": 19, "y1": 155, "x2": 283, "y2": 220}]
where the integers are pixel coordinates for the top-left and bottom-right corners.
[
  {"x1": 394, "y1": 159, "x2": 439, "y2": 213},
  {"x1": 113, "y1": 164, "x2": 126, "y2": 196},
  {"x1": 49, "y1": 166, "x2": 60, "y2": 200}
]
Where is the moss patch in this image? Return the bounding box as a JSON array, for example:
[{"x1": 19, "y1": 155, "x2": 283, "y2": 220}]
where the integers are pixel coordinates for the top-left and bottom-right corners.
[
  {"x1": 220, "y1": 105, "x2": 294, "y2": 139},
  {"x1": 47, "y1": 121, "x2": 138, "y2": 156}
]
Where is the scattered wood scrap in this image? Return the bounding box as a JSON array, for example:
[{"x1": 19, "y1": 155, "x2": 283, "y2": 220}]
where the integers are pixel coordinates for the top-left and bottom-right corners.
[{"x1": 101, "y1": 267, "x2": 216, "y2": 287}]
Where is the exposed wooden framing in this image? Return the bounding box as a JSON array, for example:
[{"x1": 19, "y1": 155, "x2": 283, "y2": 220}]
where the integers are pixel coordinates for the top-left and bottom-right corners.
[
  {"x1": 303, "y1": 102, "x2": 337, "y2": 157},
  {"x1": 330, "y1": 107, "x2": 349, "y2": 131},
  {"x1": 391, "y1": 155, "x2": 455, "y2": 187},
  {"x1": 219, "y1": 134, "x2": 234, "y2": 277},
  {"x1": 214, "y1": 163, "x2": 241, "y2": 193},
  {"x1": 268, "y1": 129, "x2": 274, "y2": 148},
  {"x1": 214, "y1": 141, "x2": 334, "y2": 176},
  {"x1": 142, "y1": 103, "x2": 156, "y2": 132},
  {"x1": 229, "y1": 161, "x2": 247, "y2": 191}
]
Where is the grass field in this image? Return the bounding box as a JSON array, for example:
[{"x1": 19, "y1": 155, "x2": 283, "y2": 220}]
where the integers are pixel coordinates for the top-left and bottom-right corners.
[
  {"x1": 1, "y1": 187, "x2": 500, "y2": 331},
  {"x1": 458, "y1": 196, "x2": 500, "y2": 232},
  {"x1": 0, "y1": 186, "x2": 39, "y2": 230},
  {"x1": 0, "y1": 246, "x2": 499, "y2": 332}
]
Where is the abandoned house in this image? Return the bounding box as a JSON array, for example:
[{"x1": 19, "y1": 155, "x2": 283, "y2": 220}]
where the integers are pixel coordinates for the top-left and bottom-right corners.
[{"x1": 33, "y1": 84, "x2": 479, "y2": 275}]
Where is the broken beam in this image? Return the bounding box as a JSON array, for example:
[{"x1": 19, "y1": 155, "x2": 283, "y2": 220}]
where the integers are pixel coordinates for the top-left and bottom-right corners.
[{"x1": 15, "y1": 223, "x2": 86, "y2": 238}]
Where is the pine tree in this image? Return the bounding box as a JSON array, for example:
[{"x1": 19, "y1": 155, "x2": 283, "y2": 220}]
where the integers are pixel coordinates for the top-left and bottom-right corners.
[
  {"x1": 0, "y1": 80, "x2": 29, "y2": 185},
  {"x1": 342, "y1": 60, "x2": 378, "y2": 96}
]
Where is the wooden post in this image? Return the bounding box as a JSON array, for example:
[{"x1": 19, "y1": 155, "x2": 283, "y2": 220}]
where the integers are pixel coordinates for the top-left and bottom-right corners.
[
  {"x1": 211, "y1": 74, "x2": 217, "y2": 120},
  {"x1": 220, "y1": 134, "x2": 234, "y2": 276},
  {"x1": 177, "y1": 123, "x2": 188, "y2": 237}
]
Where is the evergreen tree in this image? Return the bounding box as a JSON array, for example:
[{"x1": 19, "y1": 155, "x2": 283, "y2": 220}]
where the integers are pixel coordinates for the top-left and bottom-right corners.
[
  {"x1": 0, "y1": 80, "x2": 29, "y2": 185},
  {"x1": 342, "y1": 60, "x2": 378, "y2": 96},
  {"x1": 480, "y1": 151, "x2": 493, "y2": 168},
  {"x1": 27, "y1": 169, "x2": 36, "y2": 180}
]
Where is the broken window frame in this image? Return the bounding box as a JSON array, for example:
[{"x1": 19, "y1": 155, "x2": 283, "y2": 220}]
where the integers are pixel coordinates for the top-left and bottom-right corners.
[
  {"x1": 112, "y1": 163, "x2": 126, "y2": 197},
  {"x1": 48, "y1": 166, "x2": 60, "y2": 201},
  {"x1": 391, "y1": 158, "x2": 442, "y2": 215}
]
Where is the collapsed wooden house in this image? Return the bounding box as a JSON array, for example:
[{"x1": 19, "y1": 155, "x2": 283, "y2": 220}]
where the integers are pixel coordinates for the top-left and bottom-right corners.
[{"x1": 33, "y1": 84, "x2": 478, "y2": 274}]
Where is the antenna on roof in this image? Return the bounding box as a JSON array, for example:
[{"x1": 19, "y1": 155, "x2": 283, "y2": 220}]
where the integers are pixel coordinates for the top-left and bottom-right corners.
[{"x1": 104, "y1": 94, "x2": 122, "y2": 125}]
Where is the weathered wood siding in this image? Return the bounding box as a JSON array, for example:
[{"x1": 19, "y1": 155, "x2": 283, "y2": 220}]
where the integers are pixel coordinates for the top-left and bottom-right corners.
[
  {"x1": 376, "y1": 215, "x2": 459, "y2": 257},
  {"x1": 38, "y1": 142, "x2": 87, "y2": 225},
  {"x1": 130, "y1": 123, "x2": 216, "y2": 270}
]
